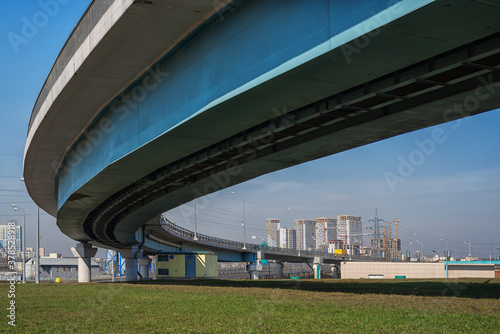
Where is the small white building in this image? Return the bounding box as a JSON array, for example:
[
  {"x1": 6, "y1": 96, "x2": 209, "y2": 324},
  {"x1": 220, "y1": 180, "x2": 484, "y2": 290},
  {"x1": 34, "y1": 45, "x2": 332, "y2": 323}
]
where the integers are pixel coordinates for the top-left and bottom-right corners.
[
  {"x1": 341, "y1": 261, "x2": 500, "y2": 279},
  {"x1": 25, "y1": 257, "x2": 99, "y2": 279}
]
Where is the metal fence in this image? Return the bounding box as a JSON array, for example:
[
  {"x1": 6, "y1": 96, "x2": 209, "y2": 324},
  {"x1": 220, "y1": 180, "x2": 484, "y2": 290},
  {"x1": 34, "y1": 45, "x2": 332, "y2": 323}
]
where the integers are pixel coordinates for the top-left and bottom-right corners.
[{"x1": 219, "y1": 263, "x2": 332, "y2": 279}]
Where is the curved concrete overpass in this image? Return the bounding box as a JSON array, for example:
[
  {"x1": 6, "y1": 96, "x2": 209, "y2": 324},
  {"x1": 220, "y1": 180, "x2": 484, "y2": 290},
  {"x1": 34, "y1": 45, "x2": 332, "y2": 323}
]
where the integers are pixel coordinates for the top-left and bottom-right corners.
[{"x1": 24, "y1": 0, "x2": 500, "y2": 258}]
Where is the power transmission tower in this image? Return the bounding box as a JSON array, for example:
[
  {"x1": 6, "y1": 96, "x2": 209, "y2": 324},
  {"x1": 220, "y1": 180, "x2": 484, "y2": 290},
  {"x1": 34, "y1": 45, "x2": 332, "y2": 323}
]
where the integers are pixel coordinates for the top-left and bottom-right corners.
[{"x1": 368, "y1": 209, "x2": 384, "y2": 260}]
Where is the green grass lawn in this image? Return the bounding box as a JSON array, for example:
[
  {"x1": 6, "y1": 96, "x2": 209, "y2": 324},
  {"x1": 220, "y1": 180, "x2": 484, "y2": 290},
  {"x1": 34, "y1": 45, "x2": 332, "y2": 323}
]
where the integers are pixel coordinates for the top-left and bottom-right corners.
[{"x1": 1, "y1": 278, "x2": 499, "y2": 333}]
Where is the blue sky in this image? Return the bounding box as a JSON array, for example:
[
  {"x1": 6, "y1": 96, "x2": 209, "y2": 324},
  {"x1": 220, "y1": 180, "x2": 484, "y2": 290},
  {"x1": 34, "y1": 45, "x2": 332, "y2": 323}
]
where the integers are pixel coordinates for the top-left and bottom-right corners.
[{"x1": 1, "y1": 1, "x2": 499, "y2": 259}]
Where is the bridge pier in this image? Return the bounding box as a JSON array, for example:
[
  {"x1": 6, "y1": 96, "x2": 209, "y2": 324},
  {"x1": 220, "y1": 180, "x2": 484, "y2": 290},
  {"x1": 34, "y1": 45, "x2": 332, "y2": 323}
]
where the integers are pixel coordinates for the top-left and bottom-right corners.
[
  {"x1": 138, "y1": 256, "x2": 151, "y2": 279},
  {"x1": 332, "y1": 264, "x2": 340, "y2": 279},
  {"x1": 71, "y1": 243, "x2": 98, "y2": 283},
  {"x1": 248, "y1": 251, "x2": 264, "y2": 280},
  {"x1": 249, "y1": 265, "x2": 260, "y2": 280},
  {"x1": 276, "y1": 262, "x2": 284, "y2": 279},
  {"x1": 120, "y1": 246, "x2": 140, "y2": 281},
  {"x1": 313, "y1": 257, "x2": 323, "y2": 280}
]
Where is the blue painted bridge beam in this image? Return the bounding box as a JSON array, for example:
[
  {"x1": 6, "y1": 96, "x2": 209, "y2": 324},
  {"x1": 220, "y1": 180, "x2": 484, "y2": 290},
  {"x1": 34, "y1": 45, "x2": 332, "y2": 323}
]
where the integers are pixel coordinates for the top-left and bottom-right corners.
[{"x1": 22, "y1": 0, "x2": 500, "y2": 251}]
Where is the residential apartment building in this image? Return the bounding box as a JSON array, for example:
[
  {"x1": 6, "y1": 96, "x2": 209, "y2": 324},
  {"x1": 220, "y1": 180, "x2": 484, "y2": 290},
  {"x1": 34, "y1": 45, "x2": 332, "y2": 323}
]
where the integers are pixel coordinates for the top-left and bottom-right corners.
[
  {"x1": 266, "y1": 218, "x2": 280, "y2": 247},
  {"x1": 295, "y1": 219, "x2": 315, "y2": 250},
  {"x1": 337, "y1": 215, "x2": 362, "y2": 254},
  {"x1": 315, "y1": 217, "x2": 337, "y2": 250},
  {"x1": 279, "y1": 227, "x2": 297, "y2": 250},
  {"x1": 0, "y1": 224, "x2": 22, "y2": 254}
]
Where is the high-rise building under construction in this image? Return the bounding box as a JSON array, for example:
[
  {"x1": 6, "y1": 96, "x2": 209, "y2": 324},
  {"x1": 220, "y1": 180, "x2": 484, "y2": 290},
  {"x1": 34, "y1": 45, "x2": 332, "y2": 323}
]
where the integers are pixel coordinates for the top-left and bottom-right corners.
[
  {"x1": 337, "y1": 215, "x2": 362, "y2": 254},
  {"x1": 266, "y1": 218, "x2": 280, "y2": 247},
  {"x1": 315, "y1": 217, "x2": 337, "y2": 250}
]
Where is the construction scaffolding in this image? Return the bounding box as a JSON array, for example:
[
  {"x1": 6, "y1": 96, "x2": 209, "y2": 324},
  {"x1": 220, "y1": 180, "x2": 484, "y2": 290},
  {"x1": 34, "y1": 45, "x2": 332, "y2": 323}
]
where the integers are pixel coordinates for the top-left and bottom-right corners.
[
  {"x1": 103, "y1": 250, "x2": 125, "y2": 277},
  {"x1": 383, "y1": 219, "x2": 401, "y2": 261}
]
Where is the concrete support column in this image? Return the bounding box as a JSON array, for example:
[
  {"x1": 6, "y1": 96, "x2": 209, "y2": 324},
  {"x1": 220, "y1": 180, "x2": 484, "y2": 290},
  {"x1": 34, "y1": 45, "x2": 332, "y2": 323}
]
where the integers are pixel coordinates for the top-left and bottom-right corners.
[
  {"x1": 276, "y1": 262, "x2": 284, "y2": 279},
  {"x1": 71, "y1": 243, "x2": 98, "y2": 283},
  {"x1": 313, "y1": 264, "x2": 321, "y2": 279},
  {"x1": 332, "y1": 264, "x2": 340, "y2": 279},
  {"x1": 125, "y1": 258, "x2": 138, "y2": 281},
  {"x1": 313, "y1": 256, "x2": 323, "y2": 280},
  {"x1": 249, "y1": 251, "x2": 265, "y2": 280},
  {"x1": 138, "y1": 256, "x2": 151, "y2": 279},
  {"x1": 250, "y1": 266, "x2": 259, "y2": 280},
  {"x1": 120, "y1": 246, "x2": 140, "y2": 282},
  {"x1": 248, "y1": 262, "x2": 262, "y2": 280}
]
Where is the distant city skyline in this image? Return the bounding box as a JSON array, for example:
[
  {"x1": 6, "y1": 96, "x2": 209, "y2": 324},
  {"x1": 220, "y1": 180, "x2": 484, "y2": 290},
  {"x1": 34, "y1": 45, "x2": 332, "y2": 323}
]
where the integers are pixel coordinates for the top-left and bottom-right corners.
[{"x1": 0, "y1": 2, "x2": 499, "y2": 260}]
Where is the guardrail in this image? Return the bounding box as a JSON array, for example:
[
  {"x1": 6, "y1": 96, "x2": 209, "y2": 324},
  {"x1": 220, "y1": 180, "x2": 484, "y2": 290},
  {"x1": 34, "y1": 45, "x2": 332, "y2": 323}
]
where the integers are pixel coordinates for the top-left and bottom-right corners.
[{"x1": 159, "y1": 214, "x2": 376, "y2": 261}]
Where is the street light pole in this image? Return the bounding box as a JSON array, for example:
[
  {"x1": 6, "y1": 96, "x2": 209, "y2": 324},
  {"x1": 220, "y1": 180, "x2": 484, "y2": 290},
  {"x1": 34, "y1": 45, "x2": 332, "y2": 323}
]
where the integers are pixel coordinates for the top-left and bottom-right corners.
[
  {"x1": 441, "y1": 238, "x2": 449, "y2": 260},
  {"x1": 193, "y1": 199, "x2": 198, "y2": 241},
  {"x1": 17, "y1": 177, "x2": 39, "y2": 283},
  {"x1": 11, "y1": 205, "x2": 26, "y2": 283},
  {"x1": 242, "y1": 220, "x2": 246, "y2": 250},
  {"x1": 36, "y1": 206, "x2": 40, "y2": 284},
  {"x1": 242, "y1": 197, "x2": 246, "y2": 249},
  {"x1": 230, "y1": 192, "x2": 246, "y2": 249}
]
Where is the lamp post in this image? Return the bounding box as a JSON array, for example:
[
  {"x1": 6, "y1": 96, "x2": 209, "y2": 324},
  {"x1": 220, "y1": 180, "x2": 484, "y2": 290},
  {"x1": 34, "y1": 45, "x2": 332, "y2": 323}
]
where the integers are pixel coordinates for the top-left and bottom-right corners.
[
  {"x1": 19, "y1": 177, "x2": 40, "y2": 284},
  {"x1": 230, "y1": 192, "x2": 246, "y2": 249},
  {"x1": 36, "y1": 206, "x2": 40, "y2": 284},
  {"x1": 11, "y1": 205, "x2": 26, "y2": 283},
  {"x1": 440, "y1": 238, "x2": 449, "y2": 260},
  {"x1": 193, "y1": 199, "x2": 198, "y2": 241}
]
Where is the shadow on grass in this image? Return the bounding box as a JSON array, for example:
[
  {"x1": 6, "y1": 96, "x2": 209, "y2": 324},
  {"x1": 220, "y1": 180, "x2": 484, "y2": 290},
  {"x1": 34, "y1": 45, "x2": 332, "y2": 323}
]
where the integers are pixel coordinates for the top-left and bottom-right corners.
[{"x1": 125, "y1": 278, "x2": 500, "y2": 299}]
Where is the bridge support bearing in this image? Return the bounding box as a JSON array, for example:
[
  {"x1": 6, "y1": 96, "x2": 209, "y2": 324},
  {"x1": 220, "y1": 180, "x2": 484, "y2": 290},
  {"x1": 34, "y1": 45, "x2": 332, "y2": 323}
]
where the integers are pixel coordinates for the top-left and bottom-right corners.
[
  {"x1": 71, "y1": 243, "x2": 98, "y2": 283},
  {"x1": 138, "y1": 256, "x2": 152, "y2": 279},
  {"x1": 120, "y1": 246, "x2": 140, "y2": 281},
  {"x1": 313, "y1": 257, "x2": 323, "y2": 280}
]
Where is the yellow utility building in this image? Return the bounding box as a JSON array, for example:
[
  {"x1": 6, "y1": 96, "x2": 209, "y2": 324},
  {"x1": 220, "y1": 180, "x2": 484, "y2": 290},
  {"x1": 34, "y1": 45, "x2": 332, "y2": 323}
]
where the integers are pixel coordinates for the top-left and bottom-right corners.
[{"x1": 156, "y1": 252, "x2": 218, "y2": 278}]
